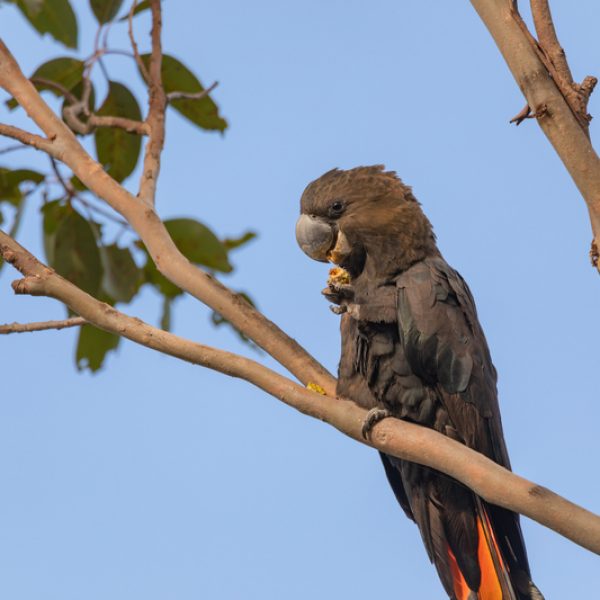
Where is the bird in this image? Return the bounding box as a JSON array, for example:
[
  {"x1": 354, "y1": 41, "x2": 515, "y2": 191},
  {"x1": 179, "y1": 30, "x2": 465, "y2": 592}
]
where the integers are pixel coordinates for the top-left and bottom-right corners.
[{"x1": 295, "y1": 165, "x2": 543, "y2": 600}]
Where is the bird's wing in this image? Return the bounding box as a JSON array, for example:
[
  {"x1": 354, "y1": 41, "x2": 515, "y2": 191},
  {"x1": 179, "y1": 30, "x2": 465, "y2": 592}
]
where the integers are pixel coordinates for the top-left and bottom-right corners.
[
  {"x1": 396, "y1": 256, "x2": 509, "y2": 467},
  {"x1": 394, "y1": 257, "x2": 536, "y2": 597}
]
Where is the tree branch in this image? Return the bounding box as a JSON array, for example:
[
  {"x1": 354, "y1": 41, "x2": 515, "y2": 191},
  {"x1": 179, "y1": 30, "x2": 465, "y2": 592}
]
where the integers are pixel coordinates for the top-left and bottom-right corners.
[
  {"x1": 0, "y1": 316, "x2": 85, "y2": 334},
  {"x1": 166, "y1": 81, "x2": 218, "y2": 102},
  {"x1": 0, "y1": 38, "x2": 336, "y2": 395},
  {"x1": 1, "y1": 227, "x2": 599, "y2": 555},
  {"x1": 529, "y1": 0, "x2": 597, "y2": 131},
  {"x1": 470, "y1": 0, "x2": 600, "y2": 272},
  {"x1": 529, "y1": 0, "x2": 574, "y2": 85},
  {"x1": 128, "y1": 0, "x2": 150, "y2": 83},
  {"x1": 138, "y1": 0, "x2": 167, "y2": 206},
  {"x1": 0, "y1": 123, "x2": 56, "y2": 155}
]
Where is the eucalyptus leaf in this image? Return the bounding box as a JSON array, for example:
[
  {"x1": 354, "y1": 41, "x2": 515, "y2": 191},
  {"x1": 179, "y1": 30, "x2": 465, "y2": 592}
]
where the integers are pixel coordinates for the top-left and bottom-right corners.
[
  {"x1": 223, "y1": 231, "x2": 257, "y2": 251},
  {"x1": 0, "y1": 167, "x2": 44, "y2": 206},
  {"x1": 100, "y1": 243, "x2": 141, "y2": 303},
  {"x1": 14, "y1": 0, "x2": 78, "y2": 49},
  {"x1": 90, "y1": 0, "x2": 124, "y2": 23},
  {"x1": 5, "y1": 56, "x2": 84, "y2": 110},
  {"x1": 164, "y1": 218, "x2": 232, "y2": 273},
  {"x1": 117, "y1": 0, "x2": 150, "y2": 20},
  {"x1": 76, "y1": 324, "x2": 120, "y2": 372},
  {"x1": 41, "y1": 199, "x2": 69, "y2": 267},
  {"x1": 51, "y1": 205, "x2": 103, "y2": 296},
  {"x1": 140, "y1": 53, "x2": 227, "y2": 132},
  {"x1": 94, "y1": 81, "x2": 142, "y2": 182},
  {"x1": 160, "y1": 296, "x2": 172, "y2": 331}
]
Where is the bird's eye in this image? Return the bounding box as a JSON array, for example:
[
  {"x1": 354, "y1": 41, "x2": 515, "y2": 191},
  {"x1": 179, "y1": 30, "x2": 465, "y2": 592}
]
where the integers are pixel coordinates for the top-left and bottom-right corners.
[{"x1": 329, "y1": 200, "x2": 345, "y2": 216}]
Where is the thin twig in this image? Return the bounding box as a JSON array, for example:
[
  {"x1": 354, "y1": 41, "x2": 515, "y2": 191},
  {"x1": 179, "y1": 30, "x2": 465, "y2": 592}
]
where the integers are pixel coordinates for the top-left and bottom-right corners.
[
  {"x1": 30, "y1": 77, "x2": 79, "y2": 105},
  {"x1": 49, "y1": 155, "x2": 71, "y2": 195},
  {"x1": 73, "y1": 195, "x2": 132, "y2": 228},
  {"x1": 166, "y1": 81, "x2": 218, "y2": 102},
  {"x1": 128, "y1": 0, "x2": 150, "y2": 83},
  {"x1": 0, "y1": 316, "x2": 85, "y2": 334},
  {"x1": 49, "y1": 157, "x2": 131, "y2": 228},
  {"x1": 0, "y1": 144, "x2": 29, "y2": 155}
]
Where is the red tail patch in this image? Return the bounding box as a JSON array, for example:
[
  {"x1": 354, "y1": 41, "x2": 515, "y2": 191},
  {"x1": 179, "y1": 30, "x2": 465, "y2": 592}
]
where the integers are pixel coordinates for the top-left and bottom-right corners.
[{"x1": 447, "y1": 515, "x2": 505, "y2": 600}]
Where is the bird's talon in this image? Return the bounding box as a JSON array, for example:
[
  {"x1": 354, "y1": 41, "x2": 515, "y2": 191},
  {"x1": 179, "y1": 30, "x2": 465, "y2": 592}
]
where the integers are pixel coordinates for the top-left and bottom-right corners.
[
  {"x1": 330, "y1": 304, "x2": 347, "y2": 314},
  {"x1": 362, "y1": 408, "x2": 393, "y2": 440}
]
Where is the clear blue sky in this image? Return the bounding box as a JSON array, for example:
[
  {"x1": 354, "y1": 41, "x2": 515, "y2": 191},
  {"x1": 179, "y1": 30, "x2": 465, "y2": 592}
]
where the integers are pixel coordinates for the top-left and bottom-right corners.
[{"x1": 2, "y1": 2, "x2": 599, "y2": 598}]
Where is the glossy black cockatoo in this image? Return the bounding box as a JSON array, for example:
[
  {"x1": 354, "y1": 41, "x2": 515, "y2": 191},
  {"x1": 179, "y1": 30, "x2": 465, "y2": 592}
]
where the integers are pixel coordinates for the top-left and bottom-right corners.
[{"x1": 295, "y1": 166, "x2": 543, "y2": 600}]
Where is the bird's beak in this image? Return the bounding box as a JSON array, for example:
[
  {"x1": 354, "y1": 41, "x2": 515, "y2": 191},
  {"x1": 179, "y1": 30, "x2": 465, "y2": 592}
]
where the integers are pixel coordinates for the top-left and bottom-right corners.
[{"x1": 295, "y1": 214, "x2": 334, "y2": 262}]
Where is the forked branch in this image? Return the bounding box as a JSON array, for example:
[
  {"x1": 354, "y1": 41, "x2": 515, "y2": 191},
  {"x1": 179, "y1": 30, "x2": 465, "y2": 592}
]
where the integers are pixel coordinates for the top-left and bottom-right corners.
[
  {"x1": 470, "y1": 0, "x2": 600, "y2": 272},
  {"x1": 1, "y1": 228, "x2": 599, "y2": 556},
  {"x1": 0, "y1": 37, "x2": 335, "y2": 395}
]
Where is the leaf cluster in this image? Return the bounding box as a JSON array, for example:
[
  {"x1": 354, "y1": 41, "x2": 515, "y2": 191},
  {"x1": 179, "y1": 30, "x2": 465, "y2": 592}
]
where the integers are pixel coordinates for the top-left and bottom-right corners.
[{"x1": 1, "y1": 0, "x2": 254, "y2": 371}]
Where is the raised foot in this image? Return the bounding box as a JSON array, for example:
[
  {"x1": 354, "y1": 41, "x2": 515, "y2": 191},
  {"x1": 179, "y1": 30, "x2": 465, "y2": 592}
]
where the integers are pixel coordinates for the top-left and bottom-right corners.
[{"x1": 362, "y1": 408, "x2": 393, "y2": 441}]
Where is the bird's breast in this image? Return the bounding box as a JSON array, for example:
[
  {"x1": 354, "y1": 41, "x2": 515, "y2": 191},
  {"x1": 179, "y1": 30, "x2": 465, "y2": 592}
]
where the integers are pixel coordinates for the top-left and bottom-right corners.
[{"x1": 336, "y1": 288, "x2": 438, "y2": 427}]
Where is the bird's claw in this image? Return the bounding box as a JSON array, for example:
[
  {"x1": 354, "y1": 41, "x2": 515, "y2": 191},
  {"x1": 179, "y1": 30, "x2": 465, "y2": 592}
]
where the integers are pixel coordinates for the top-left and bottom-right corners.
[
  {"x1": 322, "y1": 283, "x2": 354, "y2": 306},
  {"x1": 329, "y1": 304, "x2": 347, "y2": 314},
  {"x1": 362, "y1": 408, "x2": 393, "y2": 440}
]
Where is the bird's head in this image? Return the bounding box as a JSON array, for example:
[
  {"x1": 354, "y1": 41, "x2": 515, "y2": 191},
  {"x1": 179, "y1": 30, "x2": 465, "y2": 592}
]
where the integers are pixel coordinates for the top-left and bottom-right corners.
[{"x1": 296, "y1": 165, "x2": 437, "y2": 279}]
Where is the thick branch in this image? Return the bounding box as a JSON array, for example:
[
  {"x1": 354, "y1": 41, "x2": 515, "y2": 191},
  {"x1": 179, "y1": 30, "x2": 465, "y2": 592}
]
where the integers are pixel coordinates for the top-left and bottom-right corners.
[
  {"x1": 138, "y1": 0, "x2": 167, "y2": 206},
  {"x1": 0, "y1": 316, "x2": 85, "y2": 334},
  {"x1": 470, "y1": 0, "x2": 600, "y2": 271},
  {"x1": 1, "y1": 228, "x2": 599, "y2": 555},
  {"x1": 0, "y1": 38, "x2": 336, "y2": 395}
]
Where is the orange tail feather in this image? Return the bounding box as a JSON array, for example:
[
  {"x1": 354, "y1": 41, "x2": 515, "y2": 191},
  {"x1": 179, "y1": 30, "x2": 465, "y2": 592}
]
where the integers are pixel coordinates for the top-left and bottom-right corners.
[{"x1": 448, "y1": 514, "x2": 508, "y2": 600}]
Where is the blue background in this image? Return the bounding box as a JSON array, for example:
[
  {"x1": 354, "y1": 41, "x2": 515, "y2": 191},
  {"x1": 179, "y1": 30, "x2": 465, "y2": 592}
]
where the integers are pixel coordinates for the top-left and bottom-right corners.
[{"x1": 1, "y1": 2, "x2": 599, "y2": 598}]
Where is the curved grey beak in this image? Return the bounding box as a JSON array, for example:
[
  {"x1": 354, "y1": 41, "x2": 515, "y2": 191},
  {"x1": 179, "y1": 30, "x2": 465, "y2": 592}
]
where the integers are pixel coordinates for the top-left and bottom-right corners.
[{"x1": 295, "y1": 214, "x2": 334, "y2": 263}]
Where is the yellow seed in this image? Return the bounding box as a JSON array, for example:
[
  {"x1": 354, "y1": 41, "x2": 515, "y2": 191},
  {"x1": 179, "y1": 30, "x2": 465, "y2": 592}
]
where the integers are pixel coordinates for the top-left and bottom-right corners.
[{"x1": 307, "y1": 382, "x2": 326, "y2": 395}]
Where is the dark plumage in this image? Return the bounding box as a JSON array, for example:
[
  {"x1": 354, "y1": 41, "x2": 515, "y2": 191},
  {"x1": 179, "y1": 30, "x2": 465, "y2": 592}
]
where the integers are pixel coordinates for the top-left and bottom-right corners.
[{"x1": 296, "y1": 166, "x2": 543, "y2": 600}]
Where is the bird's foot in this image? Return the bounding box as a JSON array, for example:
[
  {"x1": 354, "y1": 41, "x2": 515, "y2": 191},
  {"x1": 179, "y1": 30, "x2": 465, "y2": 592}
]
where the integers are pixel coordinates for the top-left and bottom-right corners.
[
  {"x1": 362, "y1": 408, "x2": 393, "y2": 441},
  {"x1": 322, "y1": 282, "x2": 354, "y2": 305}
]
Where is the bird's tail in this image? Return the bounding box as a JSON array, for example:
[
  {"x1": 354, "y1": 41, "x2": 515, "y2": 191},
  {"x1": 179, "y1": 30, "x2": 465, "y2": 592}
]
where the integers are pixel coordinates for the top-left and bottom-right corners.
[{"x1": 447, "y1": 500, "x2": 543, "y2": 600}]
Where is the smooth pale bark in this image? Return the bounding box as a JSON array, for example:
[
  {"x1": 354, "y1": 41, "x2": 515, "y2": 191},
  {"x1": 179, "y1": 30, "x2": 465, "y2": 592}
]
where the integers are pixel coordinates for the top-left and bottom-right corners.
[{"x1": 470, "y1": 0, "x2": 600, "y2": 262}]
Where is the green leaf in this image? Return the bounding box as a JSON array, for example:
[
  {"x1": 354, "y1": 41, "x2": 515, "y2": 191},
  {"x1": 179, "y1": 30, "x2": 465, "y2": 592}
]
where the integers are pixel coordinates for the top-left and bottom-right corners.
[
  {"x1": 76, "y1": 323, "x2": 120, "y2": 372},
  {"x1": 140, "y1": 53, "x2": 227, "y2": 132},
  {"x1": 118, "y1": 0, "x2": 150, "y2": 20},
  {"x1": 50, "y1": 205, "x2": 103, "y2": 296},
  {"x1": 0, "y1": 167, "x2": 44, "y2": 205},
  {"x1": 5, "y1": 56, "x2": 84, "y2": 110},
  {"x1": 100, "y1": 243, "x2": 141, "y2": 303},
  {"x1": 160, "y1": 296, "x2": 172, "y2": 331},
  {"x1": 223, "y1": 230, "x2": 257, "y2": 251},
  {"x1": 35, "y1": 57, "x2": 84, "y2": 95},
  {"x1": 41, "y1": 199, "x2": 69, "y2": 266},
  {"x1": 90, "y1": 0, "x2": 124, "y2": 23},
  {"x1": 164, "y1": 218, "x2": 232, "y2": 272},
  {"x1": 70, "y1": 175, "x2": 87, "y2": 191},
  {"x1": 141, "y1": 253, "x2": 182, "y2": 298},
  {"x1": 94, "y1": 81, "x2": 142, "y2": 182},
  {"x1": 14, "y1": 0, "x2": 78, "y2": 49}
]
